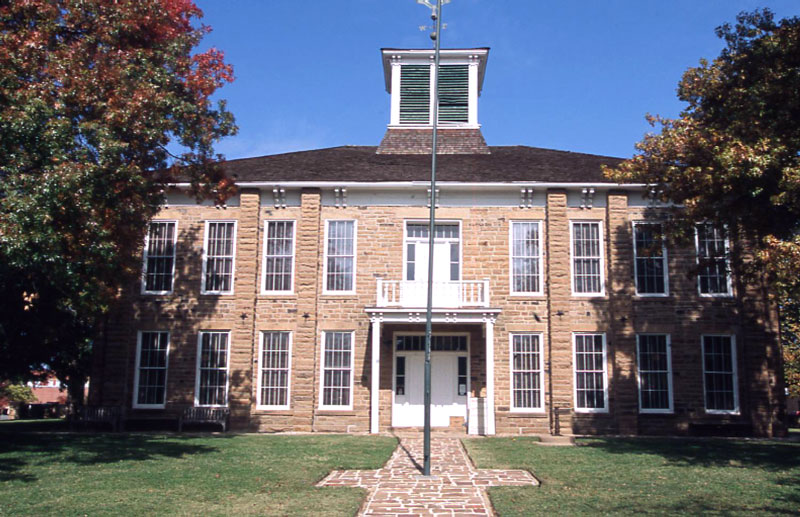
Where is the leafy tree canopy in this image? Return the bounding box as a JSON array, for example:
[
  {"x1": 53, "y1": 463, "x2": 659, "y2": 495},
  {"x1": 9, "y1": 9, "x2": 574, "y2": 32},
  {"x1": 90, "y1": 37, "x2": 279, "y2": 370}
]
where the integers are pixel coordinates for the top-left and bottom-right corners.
[
  {"x1": 0, "y1": 0, "x2": 236, "y2": 395},
  {"x1": 0, "y1": 383, "x2": 37, "y2": 405},
  {"x1": 605, "y1": 9, "x2": 800, "y2": 396}
]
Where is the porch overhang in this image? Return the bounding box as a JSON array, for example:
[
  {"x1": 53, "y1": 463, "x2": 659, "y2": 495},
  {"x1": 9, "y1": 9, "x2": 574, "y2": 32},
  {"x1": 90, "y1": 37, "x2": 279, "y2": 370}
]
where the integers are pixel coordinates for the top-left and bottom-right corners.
[
  {"x1": 366, "y1": 307, "x2": 500, "y2": 435},
  {"x1": 365, "y1": 307, "x2": 501, "y2": 324}
]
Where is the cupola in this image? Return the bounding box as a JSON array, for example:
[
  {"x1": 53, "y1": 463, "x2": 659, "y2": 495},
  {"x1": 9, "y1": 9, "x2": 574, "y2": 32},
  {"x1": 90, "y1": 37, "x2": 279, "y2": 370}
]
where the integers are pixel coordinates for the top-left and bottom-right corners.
[{"x1": 376, "y1": 48, "x2": 490, "y2": 155}]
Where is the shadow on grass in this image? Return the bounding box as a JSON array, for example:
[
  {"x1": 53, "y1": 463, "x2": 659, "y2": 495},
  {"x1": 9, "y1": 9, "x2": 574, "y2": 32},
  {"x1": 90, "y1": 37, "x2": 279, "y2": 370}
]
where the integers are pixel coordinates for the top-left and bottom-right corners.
[
  {"x1": 579, "y1": 437, "x2": 800, "y2": 472},
  {"x1": 0, "y1": 430, "x2": 227, "y2": 483}
]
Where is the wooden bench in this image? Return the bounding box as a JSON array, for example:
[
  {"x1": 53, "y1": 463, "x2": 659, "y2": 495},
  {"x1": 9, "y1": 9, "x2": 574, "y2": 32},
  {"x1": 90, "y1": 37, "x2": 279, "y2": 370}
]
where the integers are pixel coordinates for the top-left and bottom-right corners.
[
  {"x1": 178, "y1": 407, "x2": 230, "y2": 432},
  {"x1": 73, "y1": 405, "x2": 125, "y2": 432}
]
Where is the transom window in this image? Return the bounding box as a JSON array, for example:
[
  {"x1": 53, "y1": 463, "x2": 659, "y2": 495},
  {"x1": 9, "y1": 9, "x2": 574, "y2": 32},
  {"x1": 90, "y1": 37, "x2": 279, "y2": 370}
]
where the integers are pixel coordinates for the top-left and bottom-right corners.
[
  {"x1": 321, "y1": 331, "x2": 353, "y2": 408},
  {"x1": 571, "y1": 221, "x2": 604, "y2": 295},
  {"x1": 510, "y1": 221, "x2": 542, "y2": 294},
  {"x1": 636, "y1": 334, "x2": 673, "y2": 413},
  {"x1": 195, "y1": 331, "x2": 229, "y2": 407},
  {"x1": 263, "y1": 221, "x2": 295, "y2": 293},
  {"x1": 696, "y1": 224, "x2": 731, "y2": 296},
  {"x1": 703, "y1": 335, "x2": 739, "y2": 413},
  {"x1": 202, "y1": 221, "x2": 236, "y2": 294},
  {"x1": 258, "y1": 331, "x2": 291, "y2": 409},
  {"x1": 511, "y1": 334, "x2": 544, "y2": 411},
  {"x1": 134, "y1": 331, "x2": 169, "y2": 408},
  {"x1": 324, "y1": 220, "x2": 356, "y2": 293},
  {"x1": 395, "y1": 335, "x2": 467, "y2": 352},
  {"x1": 633, "y1": 222, "x2": 667, "y2": 296},
  {"x1": 142, "y1": 221, "x2": 176, "y2": 293},
  {"x1": 573, "y1": 333, "x2": 607, "y2": 412}
]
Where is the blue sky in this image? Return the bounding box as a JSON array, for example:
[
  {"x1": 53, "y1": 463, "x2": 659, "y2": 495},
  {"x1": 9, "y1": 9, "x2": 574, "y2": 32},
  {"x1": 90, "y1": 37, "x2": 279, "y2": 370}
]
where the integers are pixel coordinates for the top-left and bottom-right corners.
[{"x1": 198, "y1": 1, "x2": 798, "y2": 160}]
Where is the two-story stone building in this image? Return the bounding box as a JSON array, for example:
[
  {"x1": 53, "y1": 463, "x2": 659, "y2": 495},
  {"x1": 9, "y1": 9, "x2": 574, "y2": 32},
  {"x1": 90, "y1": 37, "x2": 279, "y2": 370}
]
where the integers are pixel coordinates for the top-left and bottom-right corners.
[{"x1": 89, "y1": 47, "x2": 785, "y2": 436}]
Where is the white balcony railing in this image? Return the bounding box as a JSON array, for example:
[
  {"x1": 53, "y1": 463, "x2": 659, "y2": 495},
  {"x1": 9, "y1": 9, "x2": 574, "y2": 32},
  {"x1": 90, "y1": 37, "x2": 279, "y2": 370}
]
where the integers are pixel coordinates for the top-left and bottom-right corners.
[{"x1": 376, "y1": 279, "x2": 490, "y2": 308}]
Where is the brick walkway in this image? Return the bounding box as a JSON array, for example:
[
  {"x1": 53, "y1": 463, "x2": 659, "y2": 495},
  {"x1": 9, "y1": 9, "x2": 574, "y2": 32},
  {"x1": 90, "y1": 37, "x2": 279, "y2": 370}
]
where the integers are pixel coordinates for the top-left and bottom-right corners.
[{"x1": 318, "y1": 437, "x2": 538, "y2": 516}]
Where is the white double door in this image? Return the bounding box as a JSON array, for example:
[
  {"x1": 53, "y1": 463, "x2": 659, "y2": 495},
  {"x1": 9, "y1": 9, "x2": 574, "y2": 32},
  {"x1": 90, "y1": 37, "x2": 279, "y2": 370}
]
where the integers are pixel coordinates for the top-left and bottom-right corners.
[{"x1": 392, "y1": 352, "x2": 468, "y2": 427}]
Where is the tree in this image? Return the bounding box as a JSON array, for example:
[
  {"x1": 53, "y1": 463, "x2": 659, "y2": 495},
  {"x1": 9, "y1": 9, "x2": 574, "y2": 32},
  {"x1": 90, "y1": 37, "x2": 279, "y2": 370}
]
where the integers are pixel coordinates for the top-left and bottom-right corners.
[
  {"x1": 605, "y1": 9, "x2": 800, "y2": 396},
  {"x1": 0, "y1": 0, "x2": 237, "y2": 401}
]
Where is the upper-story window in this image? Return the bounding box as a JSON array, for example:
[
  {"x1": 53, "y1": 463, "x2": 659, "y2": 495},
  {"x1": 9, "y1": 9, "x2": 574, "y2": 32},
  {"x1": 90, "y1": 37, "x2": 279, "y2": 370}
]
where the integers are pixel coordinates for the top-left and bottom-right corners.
[
  {"x1": 142, "y1": 221, "x2": 177, "y2": 294},
  {"x1": 399, "y1": 64, "x2": 469, "y2": 125},
  {"x1": 570, "y1": 221, "x2": 604, "y2": 295},
  {"x1": 262, "y1": 220, "x2": 295, "y2": 294},
  {"x1": 696, "y1": 223, "x2": 731, "y2": 296},
  {"x1": 324, "y1": 220, "x2": 356, "y2": 293},
  {"x1": 510, "y1": 221, "x2": 542, "y2": 295},
  {"x1": 405, "y1": 222, "x2": 460, "y2": 283},
  {"x1": 633, "y1": 222, "x2": 668, "y2": 296},
  {"x1": 202, "y1": 221, "x2": 236, "y2": 294}
]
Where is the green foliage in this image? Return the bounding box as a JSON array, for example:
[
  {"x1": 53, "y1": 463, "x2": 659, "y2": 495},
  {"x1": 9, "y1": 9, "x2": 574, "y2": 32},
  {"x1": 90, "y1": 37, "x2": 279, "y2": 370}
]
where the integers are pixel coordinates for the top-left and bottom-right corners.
[
  {"x1": 0, "y1": 384, "x2": 36, "y2": 404},
  {"x1": 604, "y1": 9, "x2": 800, "y2": 396},
  {"x1": 0, "y1": 1, "x2": 237, "y2": 389}
]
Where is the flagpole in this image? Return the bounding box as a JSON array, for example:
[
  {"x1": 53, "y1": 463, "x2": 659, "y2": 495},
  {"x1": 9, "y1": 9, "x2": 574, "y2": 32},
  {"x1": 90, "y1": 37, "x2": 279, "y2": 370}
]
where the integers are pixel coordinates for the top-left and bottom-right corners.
[{"x1": 422, "y1": 0, "x2": 444, "y2": 477}]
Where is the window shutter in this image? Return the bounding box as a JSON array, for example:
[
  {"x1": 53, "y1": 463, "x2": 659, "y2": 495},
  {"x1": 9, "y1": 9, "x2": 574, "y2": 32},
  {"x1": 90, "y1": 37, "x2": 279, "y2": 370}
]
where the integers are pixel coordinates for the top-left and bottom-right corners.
[
  {"x1": 438, "y1": 65, "x2": 468, "y2": 123},
  {"x1": 399, "y1": 65, "x2": 430, "y2": 124}
]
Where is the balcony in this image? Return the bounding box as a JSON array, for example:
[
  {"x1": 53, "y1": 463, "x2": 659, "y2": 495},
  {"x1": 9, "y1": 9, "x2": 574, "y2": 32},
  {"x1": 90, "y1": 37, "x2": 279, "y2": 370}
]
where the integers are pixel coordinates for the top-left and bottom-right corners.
[{"x1": 376, "y1": 279, "x2": 490, "y2": 308}]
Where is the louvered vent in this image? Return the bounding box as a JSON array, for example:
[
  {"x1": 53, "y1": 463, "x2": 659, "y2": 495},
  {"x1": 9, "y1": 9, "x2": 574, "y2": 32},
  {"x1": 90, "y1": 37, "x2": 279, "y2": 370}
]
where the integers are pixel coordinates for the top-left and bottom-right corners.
[
  {"x1": 399, "y1": 65, "x2": 430, "y2": 124},
  {"x1": 438, "y1": 65, "x2": 468, "y2": 123}
]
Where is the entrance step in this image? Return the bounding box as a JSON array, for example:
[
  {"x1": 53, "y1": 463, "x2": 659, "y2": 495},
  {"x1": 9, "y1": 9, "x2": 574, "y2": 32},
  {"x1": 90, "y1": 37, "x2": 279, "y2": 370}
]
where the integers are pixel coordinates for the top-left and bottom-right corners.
[
  {"x1": 389, "y1": 426, "x2": 467, "y2": 437},
  {"x1": 536, "y1": 434, "x2": 576, "y2": 446}
]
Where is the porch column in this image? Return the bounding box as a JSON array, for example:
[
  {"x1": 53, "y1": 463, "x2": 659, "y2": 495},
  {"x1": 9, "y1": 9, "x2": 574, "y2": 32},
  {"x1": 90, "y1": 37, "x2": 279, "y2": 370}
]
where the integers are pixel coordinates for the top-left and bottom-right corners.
[
  {"x1": 485, "y1": 314, "x2": 496, "y2": 435},
  {"x1": 370, "y1": 315, "x2": 382, "y2": 434}
]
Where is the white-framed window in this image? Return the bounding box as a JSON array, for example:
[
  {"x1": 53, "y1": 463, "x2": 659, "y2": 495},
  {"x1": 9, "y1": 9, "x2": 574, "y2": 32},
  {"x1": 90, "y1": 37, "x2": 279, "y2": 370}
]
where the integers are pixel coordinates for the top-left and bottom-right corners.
[
  {"x1": 570, "y1": 221, "x2": 604, "y2": 295},
  {"x1": 257, "y1": 331, "x2": 292, "y2": 409},
  {"x1": 323, "y1": 220, "x2": 356, "y2": 294},
  {"x1": 633, "y1": 222, "x2": 668, "y2": 296},
  {"x1": 636, "y1": 334, "x2": 673, "y2": 413},
  {"x1": 702, "y1": 335, "x2": 739, "y2": 414},
  {"x1": 320, "y1": 331, "x2": 354, "y2": 409},
  {"x1": 696, "y1": 223, "x2": 732, "y2": 296},
  {"x1": 404, "y1": 221, "x2": 461, "y2": 282},
  {"x1": 262, "y1": 220, "x2": 295, "y2": 294},
  {"x1": 142, "y1": 221, "x2": 177, "y2": 294},
  {"x1": 510, "y1": 333, "x2": 545, "y2": 411},
  {"x1": 195, "y1": 331, "x2": 230, "y2": 407},
  {"x1": 201, "y1": 221, "x2": 236, "y2": 294},
  {"x1": 510, "y1": 221, "x2": 543, "y2": 295},
  {"x1": 133, "y1": 331, "x2": 169, "y2": 409},
  {"x1": 573, "y1": 333, "x2": 608, "y2": 412}
]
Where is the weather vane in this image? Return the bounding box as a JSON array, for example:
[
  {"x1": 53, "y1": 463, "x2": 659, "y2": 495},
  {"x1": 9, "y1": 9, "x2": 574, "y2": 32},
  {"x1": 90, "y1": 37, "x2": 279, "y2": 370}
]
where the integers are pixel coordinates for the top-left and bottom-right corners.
[{"x1": 417, "y1": 0, "x2": 450, "y2": 41}]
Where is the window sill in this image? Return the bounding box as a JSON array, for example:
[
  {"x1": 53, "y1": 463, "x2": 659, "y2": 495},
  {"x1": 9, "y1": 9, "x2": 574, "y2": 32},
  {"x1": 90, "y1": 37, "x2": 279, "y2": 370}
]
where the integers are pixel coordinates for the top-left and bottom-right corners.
[{"x1": 316, "y1": 409, "x2": 355, "y2": 415}]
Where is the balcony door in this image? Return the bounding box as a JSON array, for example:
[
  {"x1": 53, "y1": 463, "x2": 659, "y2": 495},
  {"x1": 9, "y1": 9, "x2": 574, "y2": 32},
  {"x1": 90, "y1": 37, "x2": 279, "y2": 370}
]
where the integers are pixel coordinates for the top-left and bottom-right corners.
[{"x1": 404, "y1": 222, "x2": 460, "y2": 307}]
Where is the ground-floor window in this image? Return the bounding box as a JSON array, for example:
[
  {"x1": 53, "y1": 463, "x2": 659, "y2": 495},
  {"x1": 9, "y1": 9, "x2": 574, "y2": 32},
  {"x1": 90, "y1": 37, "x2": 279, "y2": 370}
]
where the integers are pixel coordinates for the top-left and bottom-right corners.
[
  {"x1": 134, "y1": 331, "x2": 169, "y2": 408},
  {"x1": 702, "y1": 335, "x2": 739, "y2": 414},
  {"x1": 636, "y1": 334, "x2": 673, "y2": 413},
  {"x1": 320, "y1": 331, "x2": 353, "y2": 409},
  {"x1": 510, "y1": 333, "x2": 544, "y2": 411},
  {"x1": 258, "y1": 331, "x2": 291, "y2": 409},
  {"x1": 573, "y1": 333, "x2": 607, "y2": 412},
  {"x1": 195, "y1": 331, "x2": 230, "y2": 407}
]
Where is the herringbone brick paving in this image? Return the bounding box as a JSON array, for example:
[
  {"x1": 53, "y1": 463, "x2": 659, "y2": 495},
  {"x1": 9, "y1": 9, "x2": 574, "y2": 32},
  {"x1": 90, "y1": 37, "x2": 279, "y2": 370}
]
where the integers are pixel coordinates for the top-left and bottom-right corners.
[{"x1": 318, "y1": 437, "x2": 538, "y2": 516}]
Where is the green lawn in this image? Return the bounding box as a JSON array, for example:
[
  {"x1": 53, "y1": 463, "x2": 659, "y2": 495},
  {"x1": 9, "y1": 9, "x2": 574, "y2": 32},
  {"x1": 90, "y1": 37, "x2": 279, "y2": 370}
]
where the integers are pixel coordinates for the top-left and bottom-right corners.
[
  {"x1": 0, "y1": 423, "x2": 396, "y2": 516},
  {"x1": 464, "y1": 436, "x2": 800, "y2": 516}
]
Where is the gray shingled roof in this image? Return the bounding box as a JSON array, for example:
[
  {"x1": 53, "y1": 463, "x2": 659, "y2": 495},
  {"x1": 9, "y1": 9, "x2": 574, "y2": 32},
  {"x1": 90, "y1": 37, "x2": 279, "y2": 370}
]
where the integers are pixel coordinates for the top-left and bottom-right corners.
[{"x1": 223, "y1": 146, "x2": 625, "y2": 184}]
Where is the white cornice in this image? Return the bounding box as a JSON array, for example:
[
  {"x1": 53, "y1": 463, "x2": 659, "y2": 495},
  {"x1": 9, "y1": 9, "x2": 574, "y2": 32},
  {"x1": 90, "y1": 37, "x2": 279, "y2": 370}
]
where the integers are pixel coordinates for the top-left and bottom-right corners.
[{"x1": 170, "y1": 181, "x2": 646, "y2": 190}]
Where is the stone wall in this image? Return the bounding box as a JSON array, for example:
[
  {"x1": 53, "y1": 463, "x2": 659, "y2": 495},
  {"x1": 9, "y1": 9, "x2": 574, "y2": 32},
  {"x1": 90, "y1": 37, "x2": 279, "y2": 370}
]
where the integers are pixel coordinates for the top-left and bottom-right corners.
[{"x1": 92, "y1": 186, "x2": 785, "y2": 436}]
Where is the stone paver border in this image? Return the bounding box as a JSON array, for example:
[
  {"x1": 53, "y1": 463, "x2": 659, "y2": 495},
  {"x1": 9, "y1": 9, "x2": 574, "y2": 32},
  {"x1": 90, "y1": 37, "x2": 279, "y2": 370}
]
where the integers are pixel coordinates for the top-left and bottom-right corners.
[{"x1": 318, "y1": 437, "x2": 538, "y2": 516}]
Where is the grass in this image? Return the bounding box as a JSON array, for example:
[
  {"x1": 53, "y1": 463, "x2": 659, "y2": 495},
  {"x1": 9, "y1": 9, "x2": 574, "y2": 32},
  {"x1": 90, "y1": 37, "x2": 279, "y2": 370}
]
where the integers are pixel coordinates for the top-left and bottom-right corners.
[
  {"x1": 464, "y1": 436, "x2": 800, "y2": 516},
  {"x1": 0, "y1": 422, "x2": 396, "y2": 516}
]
